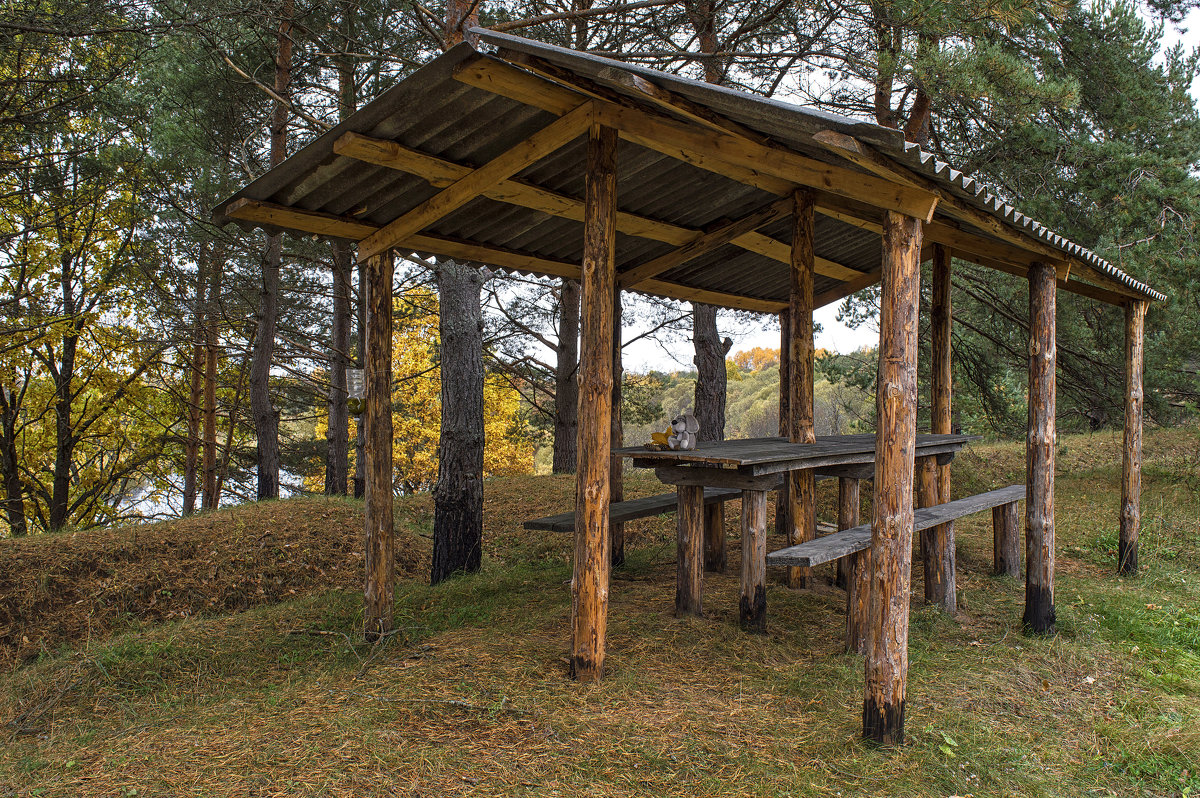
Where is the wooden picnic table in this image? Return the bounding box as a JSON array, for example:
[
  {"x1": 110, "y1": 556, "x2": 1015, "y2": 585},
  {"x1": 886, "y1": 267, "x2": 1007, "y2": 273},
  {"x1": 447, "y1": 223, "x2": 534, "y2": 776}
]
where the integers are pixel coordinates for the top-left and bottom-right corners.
[{"x1": 614, "y1": 433, "x2": 976, "y2": 631}]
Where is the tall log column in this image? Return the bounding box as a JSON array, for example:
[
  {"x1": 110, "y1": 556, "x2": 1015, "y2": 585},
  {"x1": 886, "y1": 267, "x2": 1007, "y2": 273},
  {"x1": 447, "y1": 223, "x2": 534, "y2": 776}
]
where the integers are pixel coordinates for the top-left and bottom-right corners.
[
  {"x1": 839, "y1": 477, "x2": 867, "y2": 654},
  {"x1": 775, "y1": 309, "x2": 791, "y2": 539},
  {"x1": 1024, "y1": 261, "x2": 1057, "y2": 634},
  {"x1": 1119, "y1": 300, "x2": 1147, "y2": 575},
  {"x1": 863, "y1": 211, "x2": 922, "y2": 745},
  {"x1": 786, "y1": 189, "x2": 817, "y2": 589},
  {"x1": 924, "y1": 243, "x2": 955, "y2": 611},
  {"x1": 611, "y1": 287, "x2": 625, "y2": 569},
  {"x1": 363, "y1": 250, "x2": 395, "y2": 641},
  {"x1": 571, "y1": 123, "x2": 617, "y2": 682}
]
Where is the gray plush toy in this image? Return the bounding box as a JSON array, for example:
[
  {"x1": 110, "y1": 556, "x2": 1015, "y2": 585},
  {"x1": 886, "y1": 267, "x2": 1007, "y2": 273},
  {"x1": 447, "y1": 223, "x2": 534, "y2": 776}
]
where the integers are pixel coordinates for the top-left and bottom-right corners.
[{"x1": 667, "y1": 412, "x2": 700, "y2": 450}]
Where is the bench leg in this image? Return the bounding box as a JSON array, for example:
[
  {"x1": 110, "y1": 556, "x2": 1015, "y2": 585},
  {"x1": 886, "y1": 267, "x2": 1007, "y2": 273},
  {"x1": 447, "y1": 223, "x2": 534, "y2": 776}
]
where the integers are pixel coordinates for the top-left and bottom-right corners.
[
  {"x1": 739, "y1": 489, "x2": 767, "y2": 633},
  {"x1": 845, "y1": 547, "x2": 870, "y2": 654},
  {"x1": 918, "y1": 457, "x2": 956, "y2": 612},
  {"x1": 993, "y1": 501, "x2": 1020, "y2": 577},
  {"x1": 835, "y1": 477, "x2": 861, "y2": 589},
  {"x1": 676, "y1": 485, "x2": 704, "y2": 617},
  {"x1": 704, "y1": 500, "x2": 726, "y2": 573}
]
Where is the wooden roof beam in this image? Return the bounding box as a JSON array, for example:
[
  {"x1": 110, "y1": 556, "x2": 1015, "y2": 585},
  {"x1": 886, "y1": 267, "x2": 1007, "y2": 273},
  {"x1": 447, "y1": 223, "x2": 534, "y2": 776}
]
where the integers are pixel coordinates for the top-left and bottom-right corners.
[
  {"x1": 357, "y1": 100, "x2": 595, "y2": 260},
  {"x1": 334, "y1": 131, "x2": 865, "y2": 281},
  {"x1": 618, "y1": 197, "x2": 792, "y2": 287},
  {"x1": 453, "y1": 55, "x2": 939, "y2": 222},
  {"x1": 224, "y1": 198, "x2": 787, "y2": 313}
]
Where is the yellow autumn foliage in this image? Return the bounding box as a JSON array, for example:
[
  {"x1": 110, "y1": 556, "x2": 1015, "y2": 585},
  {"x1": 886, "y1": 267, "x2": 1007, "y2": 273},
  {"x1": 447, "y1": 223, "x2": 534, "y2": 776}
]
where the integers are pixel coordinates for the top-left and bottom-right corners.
[{"x1": 312, "y1": 287, "x2": 534, "y2": 494}]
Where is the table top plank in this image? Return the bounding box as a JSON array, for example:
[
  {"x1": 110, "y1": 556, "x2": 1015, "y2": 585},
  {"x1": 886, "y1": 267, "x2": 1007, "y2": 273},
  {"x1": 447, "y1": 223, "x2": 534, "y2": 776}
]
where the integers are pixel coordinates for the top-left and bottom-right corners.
[{"x1": 615, "y1": 433, "x2": 977, "y2": 469}]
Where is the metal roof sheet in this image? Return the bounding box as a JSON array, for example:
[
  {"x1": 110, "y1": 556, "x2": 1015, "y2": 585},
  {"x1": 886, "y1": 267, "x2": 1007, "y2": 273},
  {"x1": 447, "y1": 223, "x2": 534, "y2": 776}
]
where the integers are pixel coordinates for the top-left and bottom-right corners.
[{"x1": 215, "y1": 31, "x2": 1165, "y2": 306}]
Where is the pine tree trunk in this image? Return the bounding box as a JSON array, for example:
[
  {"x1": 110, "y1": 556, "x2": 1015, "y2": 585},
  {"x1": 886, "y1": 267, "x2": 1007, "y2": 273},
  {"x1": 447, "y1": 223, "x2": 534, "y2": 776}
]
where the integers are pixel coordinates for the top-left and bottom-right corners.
[
  {"x1": 553, "y1": 278, "x2": 580, "y2": 474},
  {"x1": 183, "y1": 246, "x2": 208, "y2": 516},
  {"x1": 692, "y1": 303, "x2": 729, "y2": 441},
  {"x1": 0, "y1": 383, "x2": 26, "y2": 537},
  {"x1": 49, "y1": 261, "x2": 77, "y2": 533},
  {"x1": 201, "y1": 246, "x2": 222, "y2": 510},
  {"x1": 431, "y1": 260, "x2": 485, "y2": 584},
  {"x1": 354, "y1": 257, "x2": 366, "y2": 498},
  {"x1": 250, "y1": 0, "x2": 292, "y2": 501}
]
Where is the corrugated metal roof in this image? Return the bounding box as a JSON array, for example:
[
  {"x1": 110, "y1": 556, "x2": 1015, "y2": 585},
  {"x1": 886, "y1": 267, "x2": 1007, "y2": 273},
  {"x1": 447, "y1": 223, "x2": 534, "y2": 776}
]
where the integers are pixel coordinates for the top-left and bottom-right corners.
[{"x1": 214, "y1": 31, "x2": 1165, "y2": 306}]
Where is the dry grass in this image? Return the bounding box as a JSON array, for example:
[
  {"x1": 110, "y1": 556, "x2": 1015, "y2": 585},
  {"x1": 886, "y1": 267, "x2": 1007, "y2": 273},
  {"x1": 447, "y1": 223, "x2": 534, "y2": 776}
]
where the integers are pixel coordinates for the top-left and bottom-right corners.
[{"x1": 1, "y1": 428, "x2": 1198, "y2": 797}]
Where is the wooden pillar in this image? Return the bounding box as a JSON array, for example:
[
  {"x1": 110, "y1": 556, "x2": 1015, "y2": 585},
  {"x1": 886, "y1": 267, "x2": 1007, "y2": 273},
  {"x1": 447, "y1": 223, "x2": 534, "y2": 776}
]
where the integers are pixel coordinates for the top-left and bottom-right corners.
[
  {"x1": 677, "y1": 485, "x2": 705, "y2": 616},
  {"x1": 739, "y1": 489, "x2": 768, "y2": 632},
  {"x1": 571, "y1": 124, "x2": 617, "y2": 682},
  {"x1": 775, "y1": 309, "x2": 791, "y2": 538},
  {"x1": 923, "y1": 243, "x2": 956, "y2": 612},
  {"x1": 786, "y1": 188, "x2": 817, "y2": 589},
  {"x1": 704, "y1": 501, "x2": 726, "y2": 573},
  {"x1": 1119, "y1": 300, "x2": 1147, "y2": 576},
  {"x1": 992, "y1": 501, "x2": 1020, "y2": 577},
  {"x1": 1024, "y1": 261, "x2": 1056, "y2": 635},
  {"x1": 835, "y1": 477, "x2": 859, "y2": 588},
  {"x1": 611, "y1": 287, "x2": 625, "y2": 569},
  {"x1": 863, "y1": 211, "x2": 922, "y2": 745},
  {"x1": 839, "y1": 478, "x2": 867, "y2": 653},
  {"x1": 363, "y1": 251, "x2": 395, "y2": 641}
]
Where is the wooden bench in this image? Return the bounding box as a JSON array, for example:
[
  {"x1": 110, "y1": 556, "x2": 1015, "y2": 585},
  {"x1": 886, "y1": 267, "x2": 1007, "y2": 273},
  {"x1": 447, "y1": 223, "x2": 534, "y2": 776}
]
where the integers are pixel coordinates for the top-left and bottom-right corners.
[{"x1": 766, "y1": 484, "x2": 1024, "y2": 652}]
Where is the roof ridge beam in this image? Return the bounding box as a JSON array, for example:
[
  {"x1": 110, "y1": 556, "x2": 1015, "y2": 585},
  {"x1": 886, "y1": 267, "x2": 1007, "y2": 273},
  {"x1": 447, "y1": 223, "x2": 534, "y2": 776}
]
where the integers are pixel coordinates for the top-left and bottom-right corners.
[
  {"x1": 452, "y1": 55, "x2": 939, "y2": 222},
  {"x1": 357, "y1": 100, "x2": 596, "y2": 260}
]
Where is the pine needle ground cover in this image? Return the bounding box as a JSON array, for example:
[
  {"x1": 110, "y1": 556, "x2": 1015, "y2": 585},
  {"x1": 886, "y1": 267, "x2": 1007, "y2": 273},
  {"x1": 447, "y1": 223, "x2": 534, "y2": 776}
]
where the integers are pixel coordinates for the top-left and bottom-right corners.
[{"x1": 1, "y1": 430, "x2": 1198, "y2": 797}]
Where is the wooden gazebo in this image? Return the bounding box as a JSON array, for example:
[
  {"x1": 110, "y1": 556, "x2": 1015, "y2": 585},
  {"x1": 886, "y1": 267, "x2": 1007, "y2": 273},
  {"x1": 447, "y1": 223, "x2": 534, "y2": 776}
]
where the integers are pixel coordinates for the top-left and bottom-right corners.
[{"x1": 215, "y1": 30, "x2": 1163, "y2": 744}]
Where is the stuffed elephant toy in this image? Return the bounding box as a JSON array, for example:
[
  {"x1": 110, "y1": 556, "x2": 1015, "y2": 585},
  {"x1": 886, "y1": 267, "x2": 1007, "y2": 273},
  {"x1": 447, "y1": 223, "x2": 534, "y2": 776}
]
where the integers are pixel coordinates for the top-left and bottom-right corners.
[{"x1": 667, "y1": 413, "x2": 700, "y2": 450}]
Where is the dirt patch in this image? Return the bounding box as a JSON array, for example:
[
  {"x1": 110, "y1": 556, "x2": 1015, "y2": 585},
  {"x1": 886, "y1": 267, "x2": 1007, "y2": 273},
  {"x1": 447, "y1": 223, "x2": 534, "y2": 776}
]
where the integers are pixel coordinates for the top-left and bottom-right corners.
[{"x1": 0, "y1": 497, "x2": 422, "y2": 670}]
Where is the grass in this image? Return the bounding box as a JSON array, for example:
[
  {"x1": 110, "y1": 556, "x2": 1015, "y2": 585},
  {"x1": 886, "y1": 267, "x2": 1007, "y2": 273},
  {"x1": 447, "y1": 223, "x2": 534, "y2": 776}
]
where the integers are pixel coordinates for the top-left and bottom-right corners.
[{"x1": 1, "y1": 427, "x2": 1199, "y2": 796}]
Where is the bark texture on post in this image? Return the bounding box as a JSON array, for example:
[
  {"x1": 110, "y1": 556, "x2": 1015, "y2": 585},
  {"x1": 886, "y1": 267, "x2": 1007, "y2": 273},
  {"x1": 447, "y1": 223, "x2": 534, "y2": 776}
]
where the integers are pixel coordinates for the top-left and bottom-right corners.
[
  {"x1": 1024, "y1": 261, "x2": 1057, "y2": 635},
  {"x1": 676, "y1": 484, "x2": 705, "y2": 616},
  {"x1": 571, "y1": 124, "x2": 617, "y2": 683},
  {"x1": 354, "y1": 258, "x2": 366, "y2": 499},
  {"x1": 836, "y1": 477, "x2": 860, "y2": 588},
  {"x1": 553, "y1": 278, "x2": 580, "y2": 474},
  {"x1": 775, "y1": 309, "x2": 791, "y2": 539},
  {"x1": 326, "y1": 240, "x2": 352, "y2": 495},
  {"x1": 863, "y1": 211, "x2": 922, "y2": 746},
  {"x1": 993, "y1": 502, "x2": 1020, "y2": 577},
  {"x1": 704, "y1": 501, "x2": 726, "y2": 573},
  {"x1": 787, "y1": 189, "x2": 817, "y2": 589},
  {"x1": 918, "y1": 458, "x2": 955, "y2": 610},
  {"x1": 431, "y1": 260, "x2": 485, "y2": 585},
  {"x1": 693, "y1": 303, "x2": 730, "y2": 440},
  {"x1": 611, "y1": 287, "x2": 625, "y2": 568},
  {"x1": 1119, "y1": 300, "x2": 1147, "y2": 576},
  {"x1": 846, "y1": 549, "x2": 870, "y2": 655},
  {"x1": 363, "y1": 251, "x2": 394, "y2": 642},
  {"x1": 739, "y1": 489, "x2": 768, "y2": 633},
  {"x1": 926, "y1": 243, "x2": 955, "y2": 610}
]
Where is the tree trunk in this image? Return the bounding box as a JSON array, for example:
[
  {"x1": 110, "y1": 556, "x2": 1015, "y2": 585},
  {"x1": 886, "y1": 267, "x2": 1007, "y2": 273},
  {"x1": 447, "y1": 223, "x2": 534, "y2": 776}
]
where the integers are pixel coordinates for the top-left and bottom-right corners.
[
  {"x1": 610, "y1": 287, "x2": 624, "y2": 567},
  {"x1": 775, "y1": 309, "x2": 791, "y2": 538},
  {"x1": 250, "y1": 0, "x2": 292, "y2": 501},
  {"x1": 0, "y1": 381, "x2": 27, "y2": 537},
  {"x1": 326, "y1": 241, "x2": 352, "y2": 495},
  {"x1": 553, "y1": 278, "x2": 580, "y2": 474},
  {"x1": 863, "y1": 210, "x2": 922, "y2": 746},
  {"x1": 1024, "y1": 261, "x2": 1056, "y2": 635},
  {"x1": 183, "y1": 246, "x2": 209, "y2": 516},
  {"x1": 1119, "y1": 300, "x2": 1146, "y2": 575},
  {"x1": 431, "y1": 260, "x2": 485, "y2": 584},
  {"x1": 354, "y1": 254, "x2": 366, "y2": 498},
  {"x1": 570, "y1": 125, "x2": 616, "y2": 682},
  {"x1": 49, "y1": 260, "x2": 77, "y2": 533},
  {"x1": 201, "y1": 246, "x2": 222, "y2": 510},
  {"x1": 693, "y1": 303, "x2": 729, "y2": 441}
]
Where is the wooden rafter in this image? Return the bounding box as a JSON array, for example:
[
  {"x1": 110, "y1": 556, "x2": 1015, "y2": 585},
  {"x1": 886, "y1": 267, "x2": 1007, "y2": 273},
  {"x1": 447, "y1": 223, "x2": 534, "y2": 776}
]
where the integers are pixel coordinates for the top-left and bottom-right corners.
[
  {"x1": 334, "y1": 131, "x2": 864, "y2": 281},
  {"x1": 224, "y1": 198, "x2": 788, "y2": 313},
  {"x1": 617, "y1": 197, "x2": 792, "y2": 287},
  {"x1": 357, "y1": 100, "x2": 596, "y2": 260},
  {"x1": 453, "y1": 55, "x2": 939, "y2": 222}
]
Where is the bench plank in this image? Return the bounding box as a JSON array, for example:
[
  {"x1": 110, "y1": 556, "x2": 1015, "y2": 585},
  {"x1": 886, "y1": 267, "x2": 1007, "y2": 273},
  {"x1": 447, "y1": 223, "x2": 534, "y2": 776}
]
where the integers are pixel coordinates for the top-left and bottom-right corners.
[
  {"x1": 767, "y1": 484, "x2": 1024, "y2": 568},
  {"x1": 524, "y1": 486, "x2": 742, "y2": 532}
]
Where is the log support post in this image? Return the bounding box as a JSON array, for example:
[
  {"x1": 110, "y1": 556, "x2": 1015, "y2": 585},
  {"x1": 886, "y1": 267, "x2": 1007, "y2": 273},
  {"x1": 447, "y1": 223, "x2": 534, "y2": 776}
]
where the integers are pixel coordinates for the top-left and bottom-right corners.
[
  {"x1": 704, "y1": 501, "x2": 726, "y2": 573},
  {"x1": 835, "y1": 477, "x2": 859, "y2": 589},
  {"x1": 739, "y1": 488, "x2": 768, "y2": 632},
  {"x1": 992, "y1": 501, "x2": 1020, "y2": 577},
  {"x1": 787, "y1": 188, "x2": 817, "y2": 589},
  {"x1": 775, "y1": 309, "x2": 791, "y2": 539},
  {"x1": 923, "y1": 243, "x2": 956, "y2": 611},
  {"x1": 863, "y1": 211, "x2": 922, "y2": 745},
  {"x1": 571, "y1": 122, "x2": 616, "y2": 682},
  {"x1": 838, "y1": 477, "x2": 867, "y2": 653},
  {"x1": 363, "y1": 251, "x2": 395, "y2": 641},
  {"x1": 611, "y1": 287, "x2": 625, "y2": 568},
  {"x1": 1119, "y1": 300, "x2": 1147, "y2": 575},
  {"x1": 677, "y1": 484, "x2": 705, "y2": 615},
  {"x1": 1024, "y1": 261, "x2": 1056, "y2": 635}
]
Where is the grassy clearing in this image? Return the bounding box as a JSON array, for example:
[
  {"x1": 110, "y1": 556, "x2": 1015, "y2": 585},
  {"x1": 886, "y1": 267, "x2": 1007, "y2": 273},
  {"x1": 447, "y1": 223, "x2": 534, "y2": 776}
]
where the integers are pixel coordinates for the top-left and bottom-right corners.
[{"x1": 2, "y1": 428, "x2": 1199, "y2": 796}]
